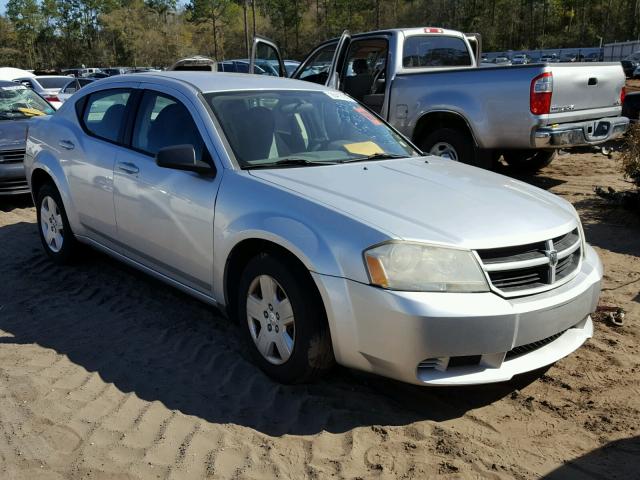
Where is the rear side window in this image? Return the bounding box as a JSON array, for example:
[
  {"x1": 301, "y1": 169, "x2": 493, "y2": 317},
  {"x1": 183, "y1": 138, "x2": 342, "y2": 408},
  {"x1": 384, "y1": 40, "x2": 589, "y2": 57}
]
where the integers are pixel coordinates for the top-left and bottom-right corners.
[
  {"x1": 132, "y1": 91, "x2": 205, "y2": 159},
  {"x1": 82, "y1": 89, "x2": 131, "y2": 143},
  {"x1": 403, "y1": 36, "x2": 472, "y2": 68}
]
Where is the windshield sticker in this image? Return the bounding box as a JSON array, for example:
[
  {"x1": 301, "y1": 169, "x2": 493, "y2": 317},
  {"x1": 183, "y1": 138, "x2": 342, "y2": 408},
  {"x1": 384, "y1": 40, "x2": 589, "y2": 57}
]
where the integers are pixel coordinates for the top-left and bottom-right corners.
[
  {"x1": 0, "y1": 85, "x2": 26, "y2": 91},
  {"x1": 343, "y1": 141, "x2": 384, "y2": 156},
  {"x1": 323, "y1": 90, "x2": 356, "y2": 102},
  {"x1": 354, "y1": 106, "x2": 382, "y2": 125}
]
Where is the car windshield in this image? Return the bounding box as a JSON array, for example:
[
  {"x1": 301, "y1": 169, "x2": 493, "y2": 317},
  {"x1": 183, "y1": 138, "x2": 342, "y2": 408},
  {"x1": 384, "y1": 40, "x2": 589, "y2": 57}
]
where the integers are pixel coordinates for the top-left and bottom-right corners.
[
  {"x1": 0, "y1": 84, "x2": 54, "y2": 120},
  {"x1": 204, "y1": 90, "x2": 418, "y2": 168},
  {"x1": 37, "y1": 77, "x2": 71, "y2": 89}
]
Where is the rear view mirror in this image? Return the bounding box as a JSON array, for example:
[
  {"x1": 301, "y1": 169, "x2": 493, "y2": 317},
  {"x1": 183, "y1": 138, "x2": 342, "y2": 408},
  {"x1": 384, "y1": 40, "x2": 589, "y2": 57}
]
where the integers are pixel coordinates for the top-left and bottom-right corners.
[{"x1": 155, "y1": 145, "x2": 213, "y2": 175}]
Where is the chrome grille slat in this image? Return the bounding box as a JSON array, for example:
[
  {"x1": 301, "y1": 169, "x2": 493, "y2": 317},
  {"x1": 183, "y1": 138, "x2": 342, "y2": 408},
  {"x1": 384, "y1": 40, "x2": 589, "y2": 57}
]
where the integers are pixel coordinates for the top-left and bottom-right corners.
[
  {"x1": 0, "y1": 149, "x2": 26, "y2": 164},
  {"x1": 476, "y1": 228, "x2": 581, "y2": 297}
]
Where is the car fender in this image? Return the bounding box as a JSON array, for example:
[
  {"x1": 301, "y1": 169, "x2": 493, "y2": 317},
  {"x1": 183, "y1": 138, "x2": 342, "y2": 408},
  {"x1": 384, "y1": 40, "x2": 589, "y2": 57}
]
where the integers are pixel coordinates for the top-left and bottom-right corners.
[{"x1": 28, "y1": 148, "x2": 80, "y2": 230}]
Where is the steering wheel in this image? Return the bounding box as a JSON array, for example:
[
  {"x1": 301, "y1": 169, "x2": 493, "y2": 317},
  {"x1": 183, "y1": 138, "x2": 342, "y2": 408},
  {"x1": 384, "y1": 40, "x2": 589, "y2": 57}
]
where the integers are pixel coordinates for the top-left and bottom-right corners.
[{"x1": 370, "y1": 67, "x2": 386, "y2": 95}]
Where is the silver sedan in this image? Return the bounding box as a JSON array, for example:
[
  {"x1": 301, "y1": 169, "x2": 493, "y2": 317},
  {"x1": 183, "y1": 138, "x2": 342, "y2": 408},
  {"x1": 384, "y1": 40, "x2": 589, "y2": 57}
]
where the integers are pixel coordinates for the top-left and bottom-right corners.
[{"x1": 24, "y1": 72, "x2": 602, "y2": 386}]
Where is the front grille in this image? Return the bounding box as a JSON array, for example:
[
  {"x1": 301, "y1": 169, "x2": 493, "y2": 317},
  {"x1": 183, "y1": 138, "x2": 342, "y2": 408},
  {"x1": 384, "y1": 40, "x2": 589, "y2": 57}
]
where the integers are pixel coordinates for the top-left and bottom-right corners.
[
  {"x1": 0, "y1": 178, "x2": 29, "y2": 194},
  {"x1": 505, "y1": 329, "x2": 567, "y2": 360},
  {"x1": 476, "y1": 228, "x2": 581, "y2": 297},
  {"x1": 0, "y1": 149, "x2": 25, "y2": 164}
]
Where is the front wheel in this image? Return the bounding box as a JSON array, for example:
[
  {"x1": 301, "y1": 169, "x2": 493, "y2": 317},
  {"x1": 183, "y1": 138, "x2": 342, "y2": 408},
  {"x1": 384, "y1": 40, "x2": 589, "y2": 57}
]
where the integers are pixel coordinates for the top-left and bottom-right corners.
[
  {"x1": 237, "y1": 253, "x2": 334, "y2": 384},
  {"x1": 502, "y1": 149, "x2": 556, "y2": 172},
  {"x1": 36, "y1": 183, "x2": 79, "y2": 264}
]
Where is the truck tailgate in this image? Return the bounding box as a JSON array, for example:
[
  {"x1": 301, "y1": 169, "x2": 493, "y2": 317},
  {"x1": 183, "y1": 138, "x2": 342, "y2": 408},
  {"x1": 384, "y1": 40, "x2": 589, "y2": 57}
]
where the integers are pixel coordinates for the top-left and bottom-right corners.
[{"x1": 548, "y1": 63, "x2": 625, "y2": 119}]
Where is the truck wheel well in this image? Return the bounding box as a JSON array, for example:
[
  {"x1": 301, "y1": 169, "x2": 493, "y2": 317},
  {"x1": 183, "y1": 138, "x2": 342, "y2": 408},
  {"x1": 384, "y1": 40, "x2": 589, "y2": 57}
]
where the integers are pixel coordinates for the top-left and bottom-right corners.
[
  {"x1": 412, "y1": 111, "x2": 476, "y2": 147},
  {"x1": 224, "y1": 239, "x2": 325, "y2": 323},
  {"x1": 31, "y1": 169, "x2": 55, "y2": 197}
]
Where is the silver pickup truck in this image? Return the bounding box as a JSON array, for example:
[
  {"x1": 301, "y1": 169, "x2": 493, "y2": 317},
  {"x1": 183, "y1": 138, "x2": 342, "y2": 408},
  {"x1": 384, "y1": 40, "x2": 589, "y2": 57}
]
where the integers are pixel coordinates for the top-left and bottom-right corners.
[{"x1": 251, "y1": 28, "x2": 628, "y2": 171}]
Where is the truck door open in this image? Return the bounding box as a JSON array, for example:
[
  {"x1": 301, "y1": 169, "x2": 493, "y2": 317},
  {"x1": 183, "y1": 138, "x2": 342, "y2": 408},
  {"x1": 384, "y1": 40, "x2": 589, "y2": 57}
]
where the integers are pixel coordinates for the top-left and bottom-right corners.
[{"x1": 250, "y1": 36, "x2": 286, "y2": 77}]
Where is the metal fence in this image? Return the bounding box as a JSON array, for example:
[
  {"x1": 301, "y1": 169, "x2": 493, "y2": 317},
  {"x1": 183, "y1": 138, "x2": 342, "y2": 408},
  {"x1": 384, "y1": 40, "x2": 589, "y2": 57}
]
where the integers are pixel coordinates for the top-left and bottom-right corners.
[{"x1": 603, "y1": 41, "x2": 640, "y2": 61}]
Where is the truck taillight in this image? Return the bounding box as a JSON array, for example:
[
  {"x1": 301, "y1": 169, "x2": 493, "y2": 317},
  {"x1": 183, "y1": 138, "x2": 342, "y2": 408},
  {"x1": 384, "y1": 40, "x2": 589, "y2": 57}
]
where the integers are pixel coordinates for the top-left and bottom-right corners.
[
  {"x1": 620, "y1": 86, "x2": 626, "y2": 105},
  {"x1": 530, "y1": 72, "x2": 553, "y2": 115},
  {"x1": 423, "y1": 27, "x2": 444, "y2": 34},
  {"x1": 45, "y1": 95, "x2": 60, "y2": 103}
]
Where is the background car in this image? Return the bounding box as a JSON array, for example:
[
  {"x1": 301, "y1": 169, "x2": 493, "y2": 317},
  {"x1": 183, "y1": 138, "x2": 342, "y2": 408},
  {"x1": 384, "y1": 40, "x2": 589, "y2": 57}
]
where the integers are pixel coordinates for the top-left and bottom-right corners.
[
  {"x1": 283, "y1": 60, "x2": 301, "y2": 76},
  {"x1": 511, "y1": 54, "x2": 530, "y2": 65},
  {"x1": 492, "y1": 56, "x2": 512, "y2": 65},
  {"x1": 102, "y1": 67, "x2": 129, "y2": 76},
  {"x1": 57, "y1": 77, "x2": 95, "y2": 103},
  {"x1": 11, "y1": 75, "x2": 70, "y2": 108},
  {"x1": 621, "y1": 59, "x2": 637, "y2": 77},
  {"x1": 217, "y1": 60, "x2": 268, "y2": 74},
  {"x1": 0, "y1": 80, "x2": 54, "y2": 195}
]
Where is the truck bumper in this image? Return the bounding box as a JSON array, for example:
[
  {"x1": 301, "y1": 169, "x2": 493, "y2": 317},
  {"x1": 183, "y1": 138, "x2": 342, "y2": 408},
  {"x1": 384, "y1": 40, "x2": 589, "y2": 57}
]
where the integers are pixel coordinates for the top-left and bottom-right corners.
[
  {"x1": 0, "y1": 162, "x2": 29, "y2": 196},
  {"x1": 534, "y1": 116, "x2": 629, "y2": 148}
]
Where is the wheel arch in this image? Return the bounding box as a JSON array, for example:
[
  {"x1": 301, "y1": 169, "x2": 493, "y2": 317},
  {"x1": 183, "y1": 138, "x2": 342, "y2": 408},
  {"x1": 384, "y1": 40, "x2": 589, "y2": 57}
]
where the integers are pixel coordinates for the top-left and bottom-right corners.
[
  {"x1": 412, "y1": 110, "x2": 479, "y2": 148},
  {"x1": 29, "y1": 156, "x2": 80, "y2": 231},
  {"x1": 222, "y1": 237, "x2": 329, "y2": 324}
]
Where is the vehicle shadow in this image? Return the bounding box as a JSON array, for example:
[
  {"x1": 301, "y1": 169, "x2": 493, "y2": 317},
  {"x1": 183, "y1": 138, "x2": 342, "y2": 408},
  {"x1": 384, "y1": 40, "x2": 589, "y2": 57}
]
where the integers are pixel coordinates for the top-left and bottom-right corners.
[
  {"x1": 0, "y1": 221, "x2": 542, "y2": 436},
  {"x1": 0, "y1": 194, "x2": 33, "y2": 212},
  {"x1": 572, "y1": 196, "x2": 640, "y2": 258},
  {"x1": 542, "y1": 436, "x2": 639, "y2": 479}
]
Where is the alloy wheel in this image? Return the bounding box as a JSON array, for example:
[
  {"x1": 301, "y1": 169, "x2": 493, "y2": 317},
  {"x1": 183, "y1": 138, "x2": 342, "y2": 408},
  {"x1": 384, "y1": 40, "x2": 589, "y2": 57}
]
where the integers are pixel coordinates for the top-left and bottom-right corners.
[
  {"x1": 40, "y1": 195, "x2": 64, "y2": 253},
  {"x1": 246, "y1": 274, "x2": 296, "y2": 365}
]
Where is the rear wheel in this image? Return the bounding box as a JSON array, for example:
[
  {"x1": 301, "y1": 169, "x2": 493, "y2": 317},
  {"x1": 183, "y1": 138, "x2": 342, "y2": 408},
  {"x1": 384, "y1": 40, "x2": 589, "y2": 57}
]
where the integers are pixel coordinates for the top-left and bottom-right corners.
[
  {"x1": 502, "y1": 149, "x2": 556, "y2": 172},
  {"x1": 36, "y1": 183, "x2": 78, "y2": 264},
  {"x1": 237, "y1": 252, "x2": 334, "y2": 384},
  {"x1": 420, "y1": 128, "x2": 494, "y2": 169}
]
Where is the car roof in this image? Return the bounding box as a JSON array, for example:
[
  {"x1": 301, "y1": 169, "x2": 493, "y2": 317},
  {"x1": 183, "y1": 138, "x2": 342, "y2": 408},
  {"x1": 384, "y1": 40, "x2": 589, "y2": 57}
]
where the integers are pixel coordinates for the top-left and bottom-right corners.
[{"x1": 97, "y1": 71, "x2": 332, "y2": 93}]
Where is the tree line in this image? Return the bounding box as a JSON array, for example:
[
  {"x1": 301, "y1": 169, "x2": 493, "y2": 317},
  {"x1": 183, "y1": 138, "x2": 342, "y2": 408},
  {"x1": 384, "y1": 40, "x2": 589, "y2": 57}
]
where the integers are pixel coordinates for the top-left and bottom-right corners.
[{"x1": 1, "y1": 0, "x2": 639, "y2": 70}]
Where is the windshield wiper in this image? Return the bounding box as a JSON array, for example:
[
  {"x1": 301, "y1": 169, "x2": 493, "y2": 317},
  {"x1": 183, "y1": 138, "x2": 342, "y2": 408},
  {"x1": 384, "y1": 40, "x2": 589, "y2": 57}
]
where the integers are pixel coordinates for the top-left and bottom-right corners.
[
  {"x1": 244, "y1": 158, "x2": 339, "y2": 169},
  {"x1": 338, "y1": 153, "x2": 408, "y2": 164}
]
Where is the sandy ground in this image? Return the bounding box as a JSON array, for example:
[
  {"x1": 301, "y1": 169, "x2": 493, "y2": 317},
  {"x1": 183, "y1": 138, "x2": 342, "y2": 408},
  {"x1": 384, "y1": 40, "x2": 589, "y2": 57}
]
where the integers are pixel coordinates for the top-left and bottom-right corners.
[{"x1": 0, "y1": 151, "x2": 638, "y2": 480}]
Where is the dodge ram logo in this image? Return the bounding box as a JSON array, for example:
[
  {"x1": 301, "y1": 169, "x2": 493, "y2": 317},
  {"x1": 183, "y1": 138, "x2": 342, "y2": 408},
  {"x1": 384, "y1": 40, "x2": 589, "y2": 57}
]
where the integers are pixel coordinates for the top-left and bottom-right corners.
[{"x1": 545, "y1": 249, "x2": 559, "y2": 267}]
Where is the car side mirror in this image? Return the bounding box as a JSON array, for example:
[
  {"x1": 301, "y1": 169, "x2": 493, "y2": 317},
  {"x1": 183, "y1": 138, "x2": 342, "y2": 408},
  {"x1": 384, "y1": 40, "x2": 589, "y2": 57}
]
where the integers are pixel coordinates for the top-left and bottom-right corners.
[{"x1": 155, "y1": 145, "x2": 214, "y2": 175}]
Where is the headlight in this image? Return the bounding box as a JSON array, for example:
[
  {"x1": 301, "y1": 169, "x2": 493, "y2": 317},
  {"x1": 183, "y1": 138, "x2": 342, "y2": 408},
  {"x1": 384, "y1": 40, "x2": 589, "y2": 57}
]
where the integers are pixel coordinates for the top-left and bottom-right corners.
[{"x1": 363, "y1": 242, "x2": 490, "y2": 292}]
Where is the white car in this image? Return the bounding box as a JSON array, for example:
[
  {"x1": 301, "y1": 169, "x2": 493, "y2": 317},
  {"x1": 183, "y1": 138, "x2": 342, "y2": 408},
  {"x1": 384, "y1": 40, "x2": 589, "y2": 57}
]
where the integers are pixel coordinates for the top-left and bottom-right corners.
[
  {"x1": 12, "y1": 75, "x2": 71, "y2": 109},
  {"x1": 57, "y1": 77, "x2": 95, "y2": 104}
]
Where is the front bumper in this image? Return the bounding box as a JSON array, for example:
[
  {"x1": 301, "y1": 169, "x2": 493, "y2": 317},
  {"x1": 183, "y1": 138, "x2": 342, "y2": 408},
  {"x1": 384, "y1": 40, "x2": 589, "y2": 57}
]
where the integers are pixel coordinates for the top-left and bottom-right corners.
[
  {"x1": 313, "y1": 244, "x2": 602, "y2": 386},
  {"x1": 0, "y1": 162, "x2": 29, "y2": 195},
  {"x1": 534, "y1": 116, "x2": 629, "y2": 148}
]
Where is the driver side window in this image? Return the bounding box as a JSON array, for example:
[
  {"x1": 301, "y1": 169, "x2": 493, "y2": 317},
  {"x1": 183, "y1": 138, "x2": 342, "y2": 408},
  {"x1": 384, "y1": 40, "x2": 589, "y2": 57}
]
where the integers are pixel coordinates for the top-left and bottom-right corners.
[
  {"x1": 132, "y1": 91, "x2": 205, "y2": 159},
  {"x1": 341, "y1": 38, "x2": 389, "y2": 113}
]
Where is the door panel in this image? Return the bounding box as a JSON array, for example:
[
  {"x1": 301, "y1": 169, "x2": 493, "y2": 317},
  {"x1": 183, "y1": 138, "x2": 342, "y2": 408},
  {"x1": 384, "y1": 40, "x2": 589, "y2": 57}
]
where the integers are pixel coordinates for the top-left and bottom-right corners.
[
  {"x1": 113, "y1": 89, "x2": 220, "y2": 293},
  {"x1": 326, "y1": 30, "x2": 351, "y2": 89},
  {"x1": 250, "y1": 36, "x2": 286, "y2": 77},
  {"x1": 65, "y1": 87, "x2": 134, "y2": 242}
]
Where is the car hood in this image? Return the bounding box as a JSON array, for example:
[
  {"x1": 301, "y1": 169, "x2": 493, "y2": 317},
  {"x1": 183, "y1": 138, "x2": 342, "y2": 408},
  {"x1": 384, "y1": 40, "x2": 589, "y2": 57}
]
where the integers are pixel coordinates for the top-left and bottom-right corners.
[
  {"x1": 0, "y1": 118, "x2": 29, "y2": 150},
  {"x1": 249, "y1": 157, "x2": 578, "y2": 249}
]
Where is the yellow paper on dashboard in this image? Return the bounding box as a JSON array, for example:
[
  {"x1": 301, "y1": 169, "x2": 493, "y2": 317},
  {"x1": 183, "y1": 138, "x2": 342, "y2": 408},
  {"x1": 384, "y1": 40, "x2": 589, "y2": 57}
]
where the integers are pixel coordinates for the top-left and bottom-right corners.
[
  {"x1": 343, "y1": 141, "x2": 384, "y2": 156},
  {"x1": 17, "y1": 107, "x2": 46, "y2": 116}
]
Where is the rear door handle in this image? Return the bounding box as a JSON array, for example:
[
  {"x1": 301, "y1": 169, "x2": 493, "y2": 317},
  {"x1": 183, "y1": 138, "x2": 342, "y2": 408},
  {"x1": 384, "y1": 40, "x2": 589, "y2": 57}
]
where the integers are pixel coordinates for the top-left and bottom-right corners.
[
  {"x1": 117, "y1": 162, "x2": 139, "y2": 175},
  {"x1": 58, "y1": 140, "x2": 75, "y2": 150}
]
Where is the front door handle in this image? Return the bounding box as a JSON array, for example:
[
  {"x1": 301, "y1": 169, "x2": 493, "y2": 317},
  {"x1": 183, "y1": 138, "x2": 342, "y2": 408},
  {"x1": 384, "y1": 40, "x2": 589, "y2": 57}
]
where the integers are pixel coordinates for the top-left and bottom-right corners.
[
  {"x1": 58, "y1": 139, "x2": 75, "y2": 150},
  {"x1": 117, "y1": 161, "x2": 139, "y2": 175}
]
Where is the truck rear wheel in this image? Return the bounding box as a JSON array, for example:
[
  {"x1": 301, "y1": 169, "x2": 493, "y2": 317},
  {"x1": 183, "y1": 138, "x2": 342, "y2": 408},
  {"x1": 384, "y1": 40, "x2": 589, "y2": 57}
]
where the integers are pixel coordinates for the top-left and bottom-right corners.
[
  {"x1": 502, "y1": 150, "x2": 556, "y2": 173},
  {"x1": 420, "y1": 128, "x2": 493, "y2": 169}
]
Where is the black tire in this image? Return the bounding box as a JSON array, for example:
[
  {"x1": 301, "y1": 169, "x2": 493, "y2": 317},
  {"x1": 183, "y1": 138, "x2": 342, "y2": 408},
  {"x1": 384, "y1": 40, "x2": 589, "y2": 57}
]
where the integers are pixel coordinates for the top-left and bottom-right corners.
[
  {"x1": 419, "y1": 127, "x2": 493, "y2": 168},
  {"x1": 237, "y1": 252, "x2": 334, "y2": 384},
  {"x1": 502, "y1": 149, "x2": 556, "y2": 173},
  {"x1": 35, "y1": 183, "x2": 79, "y2": 264}
]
